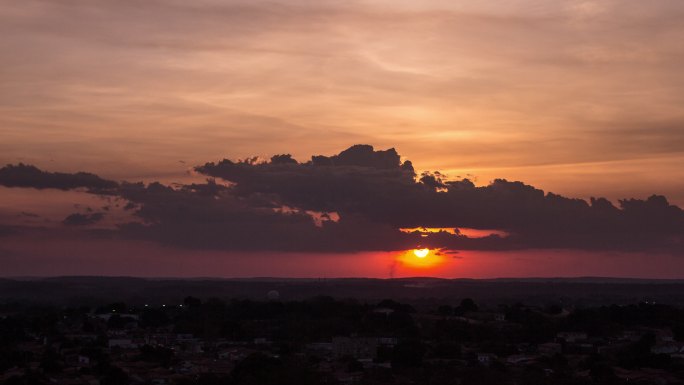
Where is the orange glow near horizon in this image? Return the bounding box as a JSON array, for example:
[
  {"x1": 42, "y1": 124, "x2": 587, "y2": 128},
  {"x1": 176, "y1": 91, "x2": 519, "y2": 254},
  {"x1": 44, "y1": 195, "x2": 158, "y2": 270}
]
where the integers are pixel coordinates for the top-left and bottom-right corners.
[{"x1": 398, "y1": 248, "x2": 444, "y2": 269}]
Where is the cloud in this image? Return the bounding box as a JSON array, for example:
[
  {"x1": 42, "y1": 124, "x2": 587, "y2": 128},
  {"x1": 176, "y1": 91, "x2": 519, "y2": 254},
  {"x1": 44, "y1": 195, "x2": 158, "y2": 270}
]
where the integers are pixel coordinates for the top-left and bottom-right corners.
[
  {"x1": 114, "y1": 179, "x2": 418, "y2": 252},
  {"x1": 195, "y1": 145, "x2": 420, "y2": 219},
  {"x1": 197, "y1": 145, "x2": 684, "y2": 253},
  {"x1": 62, "y1": 212, "x2": 105, "y2": 226},
  {"x1": 310, "y1": 144, "x2": 414, "y2": 171},
  {"x1": 0, "y1": 164, "x2": 118, "y2": 192},
  {"x1": 2, "y1": 145, "x2": 684, "y2": 254}
]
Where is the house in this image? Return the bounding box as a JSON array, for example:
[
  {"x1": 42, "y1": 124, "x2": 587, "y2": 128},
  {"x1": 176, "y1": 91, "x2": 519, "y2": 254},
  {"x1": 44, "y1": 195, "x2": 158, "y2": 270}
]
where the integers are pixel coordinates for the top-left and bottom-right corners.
[
  {"x1": 506, "y1": 354, "x2": 535, "y2": 365},
  {"x1": 176, "y1": 333, "x2": 194, "y2": 341},
  {"x1": 108, "y1": 338, "x2": 139, "y2": 349},
  {"x1": 373, "y1": 308, "x2": 394, "y2": 317},
  {"x1": 614, "y1": 367, "x2": 679, "y2": 384},
  {"x1": 64, "y1": 334, "x2": 98, "y2": 343},
  {"x1": 537, "y1": 342, "x2": 562, "y2": 356},
  {"x1": 65, "y1": 354, "x2": 92, "y2": 368},
  {"x1": 654, "y1": 329, "x2": 675, "y2": 342},
  {"x1": 332, "y1": 337, "x2": 378, "y2": 359},
  {"x1": 620, "y1": 330, "x2": 641, "y2": 342},
  {"x1": 78, "y1": 355, "x2": 91, "y2": 366},
  {"x1": 96, "y1": 313, "x2": 139, "y2": 321},
  {"x1": 146, "y1": 333, "x2": 175, "y2": 347},
  {"x1": 378, "y1": 337, "x2": 398, "y2": 346},
  {"x1": 597, "y1": 342, "x2": 629, "y2": 356},
  {"x1": 0, "y1": 368, "x2": 26, "y2": 383},
  {"x1": 305, "y1": 342, "x2": 333, "y2": 358},
  {"x1": 651, "y1": 343, "x2": 682, "y2": 355},
  {"x1": 477, "y1": 353, "x2": 496, "y2": 366},
  {"x1": 556, "y1": 331, "x2": 588, "y2": 343}
]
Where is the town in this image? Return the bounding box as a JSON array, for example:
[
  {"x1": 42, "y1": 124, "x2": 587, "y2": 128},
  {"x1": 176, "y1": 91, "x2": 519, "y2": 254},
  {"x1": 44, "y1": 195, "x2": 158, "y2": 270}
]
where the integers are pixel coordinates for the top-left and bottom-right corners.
[{"x1": 2, "y1": 295, "x2": 684, "y2": 385}]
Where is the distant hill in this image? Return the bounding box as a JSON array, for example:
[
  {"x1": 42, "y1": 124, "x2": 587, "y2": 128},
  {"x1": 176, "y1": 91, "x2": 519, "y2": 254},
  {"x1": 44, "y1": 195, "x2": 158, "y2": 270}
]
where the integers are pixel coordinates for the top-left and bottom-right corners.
[{"x1": 2, "y1": 276, "x2": 684, "y2": 307}]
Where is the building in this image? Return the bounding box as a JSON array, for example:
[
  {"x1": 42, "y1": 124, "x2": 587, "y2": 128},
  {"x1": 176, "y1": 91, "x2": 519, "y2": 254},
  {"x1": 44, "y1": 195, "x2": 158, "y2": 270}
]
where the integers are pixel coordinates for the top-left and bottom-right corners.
[
  {"x1": 332, "y1": 337, "x2": 378, "y2": 359},
  {"x1": 556, "y1": 331, "x2": 588, "y2": 343}
]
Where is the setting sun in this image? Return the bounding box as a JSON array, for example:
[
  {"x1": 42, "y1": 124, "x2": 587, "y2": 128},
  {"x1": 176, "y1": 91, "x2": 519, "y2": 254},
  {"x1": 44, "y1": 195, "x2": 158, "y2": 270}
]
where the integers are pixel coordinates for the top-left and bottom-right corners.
[
  {"x1": 413, "y1": 248, "x2": 429, "y2": 258},
  {"x1": 397, "y1": 248, "x2": 445, "y2": 270}
]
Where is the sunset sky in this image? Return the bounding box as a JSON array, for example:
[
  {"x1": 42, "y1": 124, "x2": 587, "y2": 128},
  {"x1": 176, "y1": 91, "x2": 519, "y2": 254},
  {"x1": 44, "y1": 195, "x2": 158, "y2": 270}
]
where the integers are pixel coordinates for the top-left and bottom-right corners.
[{"x1": 2, "y1": 1, "x2": 684, "y2": 278}]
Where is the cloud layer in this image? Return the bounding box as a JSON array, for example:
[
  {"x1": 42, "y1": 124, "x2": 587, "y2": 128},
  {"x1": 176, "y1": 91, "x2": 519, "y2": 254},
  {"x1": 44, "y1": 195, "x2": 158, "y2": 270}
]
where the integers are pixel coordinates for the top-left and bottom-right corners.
[
  {"x1": 2, "y1": 145, "x2": 683, "y2": 254},
  {"x1": 0, "y1": 164, "x2": 118, "y2": 192}
]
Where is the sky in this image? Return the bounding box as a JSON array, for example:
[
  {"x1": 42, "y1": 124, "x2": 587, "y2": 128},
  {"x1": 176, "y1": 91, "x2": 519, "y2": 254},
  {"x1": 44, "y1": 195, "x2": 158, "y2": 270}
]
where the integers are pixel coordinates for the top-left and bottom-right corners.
[{"x1": 1, "y1": 0, "x2": 684, "y2": 278}]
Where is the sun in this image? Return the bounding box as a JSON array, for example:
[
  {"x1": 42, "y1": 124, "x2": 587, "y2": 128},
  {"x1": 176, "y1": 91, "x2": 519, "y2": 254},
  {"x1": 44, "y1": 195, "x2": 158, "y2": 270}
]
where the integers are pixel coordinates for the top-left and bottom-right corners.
[
  {"x1": 397, "y1": 248, "x2": 444, "y2": 269},
  {"x1": 413, "y1": 248, "x2": 429, "y2": 258}
]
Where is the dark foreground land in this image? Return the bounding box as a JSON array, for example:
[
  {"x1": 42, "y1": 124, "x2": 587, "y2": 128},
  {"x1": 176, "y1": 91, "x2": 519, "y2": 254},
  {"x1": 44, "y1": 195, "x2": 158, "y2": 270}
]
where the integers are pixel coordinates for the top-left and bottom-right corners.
[{"x1": 2, "y1": 277, "x2": 684, "y2": 384}]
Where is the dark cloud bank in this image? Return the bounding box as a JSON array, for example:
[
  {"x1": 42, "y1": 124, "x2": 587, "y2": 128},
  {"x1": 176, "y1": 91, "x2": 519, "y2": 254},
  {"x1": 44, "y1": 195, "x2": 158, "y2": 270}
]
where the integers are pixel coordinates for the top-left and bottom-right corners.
[
  {"x1": 1, "y1": 145, "x2": 683, "y2": 254},
  {"x1": 62, "y1": 212, "x2": 105, "y2": 226},
  {"x1": 0, "y1": 163, "x2": 118, "y2": 192}
]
